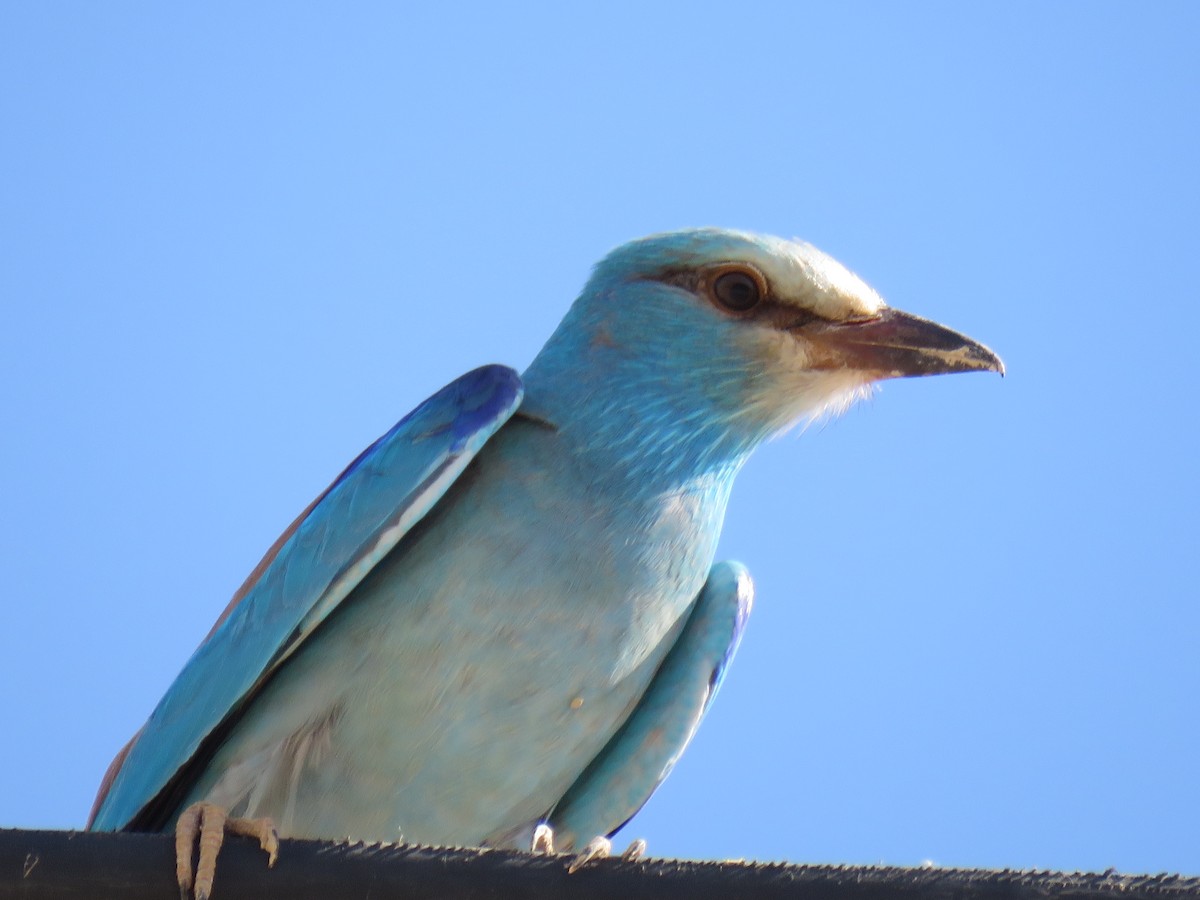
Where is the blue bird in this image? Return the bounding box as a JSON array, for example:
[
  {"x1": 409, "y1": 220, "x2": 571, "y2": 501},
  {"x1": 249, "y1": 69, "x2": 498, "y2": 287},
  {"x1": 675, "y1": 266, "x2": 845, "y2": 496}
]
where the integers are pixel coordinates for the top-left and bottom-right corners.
[{"x1": 88, "y1": 229, "x2": 1002, "y2": 898}]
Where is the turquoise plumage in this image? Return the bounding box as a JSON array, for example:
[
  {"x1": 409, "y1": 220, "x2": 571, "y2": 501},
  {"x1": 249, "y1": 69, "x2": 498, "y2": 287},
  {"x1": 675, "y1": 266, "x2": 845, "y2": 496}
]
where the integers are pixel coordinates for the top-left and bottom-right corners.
[{"x1": 88, "y1": 229, "x2": 1001, "y2": 894}]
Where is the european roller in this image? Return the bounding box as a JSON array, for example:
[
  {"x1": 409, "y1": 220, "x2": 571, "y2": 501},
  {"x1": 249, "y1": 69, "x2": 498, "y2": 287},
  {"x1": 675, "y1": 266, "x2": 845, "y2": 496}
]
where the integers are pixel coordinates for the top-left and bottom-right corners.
[{"x1": 87, "y1": 228, "x2": 1002, "y2": 898}]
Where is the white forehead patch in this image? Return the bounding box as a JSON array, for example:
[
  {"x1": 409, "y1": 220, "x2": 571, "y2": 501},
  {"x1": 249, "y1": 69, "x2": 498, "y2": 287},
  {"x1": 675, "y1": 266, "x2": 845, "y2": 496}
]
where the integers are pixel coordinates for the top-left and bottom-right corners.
[
  {"x1": 749, "y1": 235, "x2": 885, "y2": 320},
  {"x1": 597, "y1": 228, "x2": 888, "y2": 321}
]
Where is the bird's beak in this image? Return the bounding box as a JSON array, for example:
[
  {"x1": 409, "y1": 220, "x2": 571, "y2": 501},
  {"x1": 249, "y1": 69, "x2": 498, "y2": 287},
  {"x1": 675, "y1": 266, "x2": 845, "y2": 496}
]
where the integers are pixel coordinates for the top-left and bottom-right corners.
[{"x1": 801, "y1": 308, "x2": 1005, "y2": 379}]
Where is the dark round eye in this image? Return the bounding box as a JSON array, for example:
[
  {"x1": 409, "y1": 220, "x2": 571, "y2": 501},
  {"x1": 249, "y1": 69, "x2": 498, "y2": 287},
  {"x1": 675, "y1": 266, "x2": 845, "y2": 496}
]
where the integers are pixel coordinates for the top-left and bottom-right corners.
[{"x1": 712, "y1": 270, "x2": 762, "y2": 312}]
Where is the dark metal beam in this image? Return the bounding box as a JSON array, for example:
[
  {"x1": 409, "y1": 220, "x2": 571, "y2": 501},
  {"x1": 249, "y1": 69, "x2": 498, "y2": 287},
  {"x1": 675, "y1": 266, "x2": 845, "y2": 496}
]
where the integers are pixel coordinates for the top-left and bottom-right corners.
[{"x1": 2, "y1": 829, "x2": 1197, "y2": 900}]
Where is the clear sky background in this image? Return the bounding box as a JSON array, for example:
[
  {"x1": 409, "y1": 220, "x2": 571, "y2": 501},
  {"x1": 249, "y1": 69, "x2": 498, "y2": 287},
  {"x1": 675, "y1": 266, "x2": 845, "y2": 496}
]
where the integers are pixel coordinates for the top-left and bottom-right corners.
[{"x1": 2, "y1": 2, "x2": 1196, "y2": 877}]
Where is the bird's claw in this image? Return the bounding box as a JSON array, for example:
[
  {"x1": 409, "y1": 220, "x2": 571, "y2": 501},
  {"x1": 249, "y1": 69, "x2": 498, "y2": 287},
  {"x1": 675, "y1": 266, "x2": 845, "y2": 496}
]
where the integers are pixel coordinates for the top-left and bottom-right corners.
[
  {"x1": 621, "y1": 837, "x2": 647, "y2": 861},
  {"x1": 530, "y1": 822, "x2": 555, "y2": 855},
  {"x1": 225, "y1": 813, "x2": 280, "y2": 868},
  {"x1": 566, "y1": 835, "x2": 646, "y2": 872},
  {"x1": 175, "y1": 802, "x2": 278, "y2": 900},
  {"x1": 568, "y1": 835, "x2": 611, "y2": 872}
]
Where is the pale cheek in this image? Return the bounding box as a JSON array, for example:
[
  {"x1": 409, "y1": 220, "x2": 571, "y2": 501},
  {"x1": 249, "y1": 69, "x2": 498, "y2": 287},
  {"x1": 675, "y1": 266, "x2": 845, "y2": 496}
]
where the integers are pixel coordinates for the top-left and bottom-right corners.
[{"x1": 736, "y1": 328, "x2": 874, "y2": 430}]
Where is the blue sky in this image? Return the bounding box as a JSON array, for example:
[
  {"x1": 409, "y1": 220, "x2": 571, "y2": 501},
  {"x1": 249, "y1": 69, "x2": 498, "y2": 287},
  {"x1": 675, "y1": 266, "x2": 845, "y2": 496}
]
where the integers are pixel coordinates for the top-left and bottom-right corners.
[{"x1": 2, "y1": 1, "x2": 1196, "y2": 876}]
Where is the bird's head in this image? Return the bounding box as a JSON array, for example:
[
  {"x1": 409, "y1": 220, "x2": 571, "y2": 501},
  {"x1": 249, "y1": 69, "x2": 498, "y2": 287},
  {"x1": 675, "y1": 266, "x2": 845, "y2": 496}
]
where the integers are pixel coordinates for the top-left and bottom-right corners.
[{"x1": 523, "y1": 228, "x2": 1002, "y2": 481}]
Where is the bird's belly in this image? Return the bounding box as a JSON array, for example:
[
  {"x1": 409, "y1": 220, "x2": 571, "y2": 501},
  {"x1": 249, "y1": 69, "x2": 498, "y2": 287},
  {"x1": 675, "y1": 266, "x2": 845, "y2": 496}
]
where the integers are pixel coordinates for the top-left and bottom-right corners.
[{"x1": 185, "y1": 436, "x2": 723, "y2": 845}]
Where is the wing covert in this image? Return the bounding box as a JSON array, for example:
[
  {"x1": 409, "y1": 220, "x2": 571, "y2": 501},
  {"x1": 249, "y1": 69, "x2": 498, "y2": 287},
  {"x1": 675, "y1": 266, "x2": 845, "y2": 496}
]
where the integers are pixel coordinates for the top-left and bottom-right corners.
[{"x1": 90, "y1": 365, "x2": 523, "y2": 830}]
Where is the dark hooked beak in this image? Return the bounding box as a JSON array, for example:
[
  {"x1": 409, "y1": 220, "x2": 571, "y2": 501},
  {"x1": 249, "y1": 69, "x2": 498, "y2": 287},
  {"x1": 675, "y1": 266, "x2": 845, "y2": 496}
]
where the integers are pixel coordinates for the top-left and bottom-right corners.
[{"x1": 801, "y1": 308, "x2": 1004, "y2": 379}]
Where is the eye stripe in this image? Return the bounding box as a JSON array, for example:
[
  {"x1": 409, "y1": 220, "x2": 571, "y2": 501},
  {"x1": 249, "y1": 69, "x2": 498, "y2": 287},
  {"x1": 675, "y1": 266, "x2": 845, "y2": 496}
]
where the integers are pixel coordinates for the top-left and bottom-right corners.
[{"x1": 647, "y1": 264, "x2": 825, "y2": 329}]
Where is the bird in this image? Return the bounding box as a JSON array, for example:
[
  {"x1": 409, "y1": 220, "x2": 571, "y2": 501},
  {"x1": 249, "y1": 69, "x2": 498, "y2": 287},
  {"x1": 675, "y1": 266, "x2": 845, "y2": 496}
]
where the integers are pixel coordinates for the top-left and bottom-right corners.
[{"x1": 87, "y1": 228, "x2": 1003, "y2": 898}]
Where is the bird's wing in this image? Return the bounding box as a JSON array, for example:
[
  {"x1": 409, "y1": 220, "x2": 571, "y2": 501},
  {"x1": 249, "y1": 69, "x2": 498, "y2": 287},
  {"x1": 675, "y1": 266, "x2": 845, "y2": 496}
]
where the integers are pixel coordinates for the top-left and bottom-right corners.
[
  {"x1": 546, "y1": 560, "x2": 754, "y2": 850},
  {"x1": 89, "y1": 365, "x2": 524, "y2": 831}
]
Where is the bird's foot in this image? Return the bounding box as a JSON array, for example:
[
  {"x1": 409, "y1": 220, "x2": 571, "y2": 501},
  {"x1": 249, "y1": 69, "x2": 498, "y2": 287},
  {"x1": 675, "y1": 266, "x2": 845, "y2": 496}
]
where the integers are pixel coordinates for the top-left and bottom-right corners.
[
  {"x1": 175, "y1": 802, "x2": 279, "y2": 900},
  {"x1": 568, "y1": 836, "x2": 610, "y2": 872},
  {"x1": 530, "y1": 822, "x2": 555, "y2": 854},
  {"x1": 621, "y1": 838, "x2": 648, "y2": 862},
  {"x1": 566, "y1": 835, "x2": 645, "y2": 872}
]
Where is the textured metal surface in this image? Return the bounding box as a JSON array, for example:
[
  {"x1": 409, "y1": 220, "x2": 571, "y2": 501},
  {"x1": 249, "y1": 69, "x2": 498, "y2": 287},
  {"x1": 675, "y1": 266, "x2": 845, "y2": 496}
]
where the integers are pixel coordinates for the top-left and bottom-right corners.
[{"x1": 2, "y1": 829, "x2": 1197, "y2": 900}]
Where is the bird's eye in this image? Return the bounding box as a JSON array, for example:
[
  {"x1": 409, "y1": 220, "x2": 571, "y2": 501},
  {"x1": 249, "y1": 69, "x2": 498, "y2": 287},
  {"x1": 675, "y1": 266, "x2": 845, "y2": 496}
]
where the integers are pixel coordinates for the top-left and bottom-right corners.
[{"x1": 711, "y1": 269, "x2": 762, "y2": 312}]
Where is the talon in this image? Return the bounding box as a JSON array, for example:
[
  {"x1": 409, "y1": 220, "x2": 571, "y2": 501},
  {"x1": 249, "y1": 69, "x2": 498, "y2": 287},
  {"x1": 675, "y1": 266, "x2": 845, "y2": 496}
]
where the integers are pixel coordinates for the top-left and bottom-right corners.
[
  {"x1": 175, "y1": 804, "x2": 203, "y2": 898},
  {"x1": 531, "y1": 822, "x2": 555, "y2": 855},
  {"x1": 174, "y1": 801, "x2": 279, "y2": 899},
  {"x1": 194, "y1": 803, "x2": 226, "y2": 900},
  {"x1": 621, "y1": 838, "x2": 647, "y2": 861},
  {"x1": 225, "y1": 815, "x2": 280, "y2": 868},
  {"x1": 567, "y1": 835, "x2": 611, "y2": 873}
]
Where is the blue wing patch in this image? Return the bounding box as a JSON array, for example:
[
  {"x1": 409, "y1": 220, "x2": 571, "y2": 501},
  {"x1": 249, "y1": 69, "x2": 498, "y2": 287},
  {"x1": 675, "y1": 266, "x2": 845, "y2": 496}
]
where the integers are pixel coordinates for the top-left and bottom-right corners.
[{"x1": 91, "y1": 365, "x2": 523, "y2": 831}]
